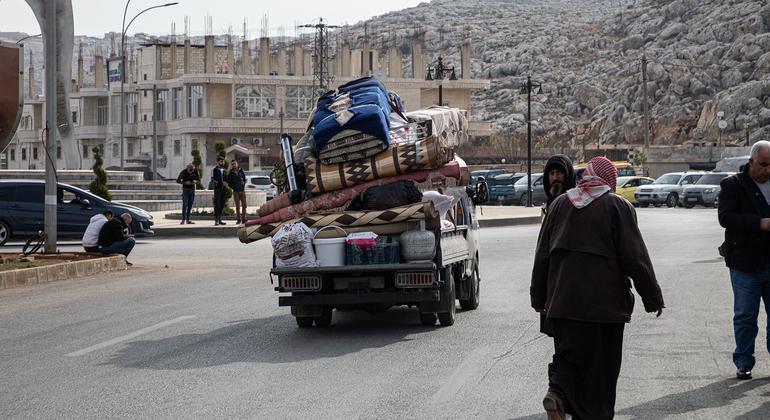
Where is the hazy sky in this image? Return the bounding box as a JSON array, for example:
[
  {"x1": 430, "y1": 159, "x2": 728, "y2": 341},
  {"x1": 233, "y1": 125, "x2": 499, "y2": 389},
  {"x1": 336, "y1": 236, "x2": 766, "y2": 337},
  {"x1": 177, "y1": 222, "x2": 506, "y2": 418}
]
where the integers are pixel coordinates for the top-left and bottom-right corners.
[{"x1": 0, "y1": 0, "x2": 426, "y2": 37}]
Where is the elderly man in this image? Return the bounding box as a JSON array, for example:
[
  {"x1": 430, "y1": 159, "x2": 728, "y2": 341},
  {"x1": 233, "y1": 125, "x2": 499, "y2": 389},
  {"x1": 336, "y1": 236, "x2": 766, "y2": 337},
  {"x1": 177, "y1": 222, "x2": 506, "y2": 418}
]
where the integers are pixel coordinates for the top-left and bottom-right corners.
[
  {"x1": 531, "y1": 156, "x2": 665, "y2": 420},
  {"x1": 98, "y1": 213, "x2": 136, "y2": 265},
  {"x1": 718, "y1": 140, "x2": 770, "y2": 380}
]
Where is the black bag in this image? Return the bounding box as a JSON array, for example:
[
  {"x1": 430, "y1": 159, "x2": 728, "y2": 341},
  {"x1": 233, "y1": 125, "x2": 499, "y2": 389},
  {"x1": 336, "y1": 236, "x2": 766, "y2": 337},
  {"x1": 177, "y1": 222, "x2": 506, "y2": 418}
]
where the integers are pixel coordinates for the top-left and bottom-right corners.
[{"x1": 359, "y1": 180, "x2": 423, "y2": 211}]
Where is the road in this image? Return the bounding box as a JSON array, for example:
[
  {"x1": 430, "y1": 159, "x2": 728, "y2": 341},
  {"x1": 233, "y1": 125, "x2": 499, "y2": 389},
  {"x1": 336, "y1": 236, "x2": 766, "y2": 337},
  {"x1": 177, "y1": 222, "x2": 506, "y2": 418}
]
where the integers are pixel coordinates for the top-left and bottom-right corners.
[{"x1": 0, "y1": 208, "x2": 768, "y2": 419}]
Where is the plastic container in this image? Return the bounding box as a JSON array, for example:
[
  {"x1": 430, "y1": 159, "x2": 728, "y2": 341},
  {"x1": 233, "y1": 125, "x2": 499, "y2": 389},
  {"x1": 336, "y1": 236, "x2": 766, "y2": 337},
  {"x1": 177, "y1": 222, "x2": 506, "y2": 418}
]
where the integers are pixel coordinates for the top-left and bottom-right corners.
[
  {"x1": 346, "y1": 236, "x2": 400, "y2": 265},
  {"x1": 313, "y1": 226, "x2": 347, "y2": 267}
]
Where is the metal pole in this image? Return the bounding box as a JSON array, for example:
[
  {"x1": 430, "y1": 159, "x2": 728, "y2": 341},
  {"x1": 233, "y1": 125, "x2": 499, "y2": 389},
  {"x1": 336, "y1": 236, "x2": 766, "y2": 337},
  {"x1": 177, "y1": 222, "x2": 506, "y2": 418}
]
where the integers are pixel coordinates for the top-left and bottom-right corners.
[
  {"x1": 641, "y1": 53, "x2": 650, "y2": 150},
  {"x1": 526, "y1": 76, "x2": 532, "y2": 208},
  {"x1": 120, "y1": 30, "x2": 126, "y2": 170},
  {"x1": 152, "y1": 85, "x2": 157, "y2": 179},
  {"x1": 438, "y1": 84, "x2": 443, "y2": 106},
  {"x1": 44, "y1": 0, "x2": 57, "y2": 252}
]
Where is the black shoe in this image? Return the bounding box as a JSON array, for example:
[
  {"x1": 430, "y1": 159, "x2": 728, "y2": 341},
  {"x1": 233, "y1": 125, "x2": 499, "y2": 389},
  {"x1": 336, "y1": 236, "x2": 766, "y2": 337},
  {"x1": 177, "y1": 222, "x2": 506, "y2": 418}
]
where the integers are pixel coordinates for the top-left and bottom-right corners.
[
  {"x1": 737, "y1": 367, "x2": 752, "y2": 380},
  {"x1": 543, "y1": 391, "x2": 566, "y2": 420},
  {"x1": 180, "y1": 220, "x2": 185, "y2": 225},
  {"x1": 219, "y1": 221, "x2": 227, "y2": 225},
  {"x1": 125, "y1": 260, "x2": 133, "y2": 267},
  {"x1": 186, "y1": 220, "x2": 194, "y2": 224}
]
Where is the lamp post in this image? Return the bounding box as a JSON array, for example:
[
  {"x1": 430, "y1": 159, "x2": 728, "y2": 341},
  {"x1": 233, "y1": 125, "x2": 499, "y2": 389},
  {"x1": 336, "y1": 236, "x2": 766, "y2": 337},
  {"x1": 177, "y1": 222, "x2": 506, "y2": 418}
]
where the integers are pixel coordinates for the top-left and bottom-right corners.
[
  {"x1": 120, "y1": 1, "x2": 178, "y2": 171},
  {"x1": 425, "y1": 56, "x2": 457, "y2": 106},
  {"x1": 519, "y1": 75, "x2": 542, "y2": 207}
]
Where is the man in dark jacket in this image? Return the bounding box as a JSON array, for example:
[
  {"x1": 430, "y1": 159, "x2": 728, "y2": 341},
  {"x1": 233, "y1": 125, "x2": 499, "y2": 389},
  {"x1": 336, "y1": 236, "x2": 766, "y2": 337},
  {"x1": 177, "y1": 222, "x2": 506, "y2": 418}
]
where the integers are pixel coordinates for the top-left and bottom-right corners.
[
  {"x1": 718, "y1": 140, "x2": 770, "y2": 380},
  {"x1": 98, "y1": 213, "x2": 136, "y2": 265},
  {"x1": 531, "y1": 156, "x2": 664, "y2": 420},
  {"x1": 228, "y1": 159, "x2": 247, "y2": 224},
  {"x1": 543, "y1": 154, "x2": 576, "y2": 208},
  {"x1": 211, "y1": 157, "x2": 227, "y2": 225},
  {"x1": 176, "y1": 163, "x2": 200, "y2": 224}
]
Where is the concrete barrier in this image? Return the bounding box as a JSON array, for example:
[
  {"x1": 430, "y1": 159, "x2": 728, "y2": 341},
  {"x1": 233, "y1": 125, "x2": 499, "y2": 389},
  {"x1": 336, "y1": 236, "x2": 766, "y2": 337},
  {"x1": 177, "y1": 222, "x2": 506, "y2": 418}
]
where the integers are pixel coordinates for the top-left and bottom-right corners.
[{"x1": 1, "y1": 255, "x2": 126, "y2": 290}]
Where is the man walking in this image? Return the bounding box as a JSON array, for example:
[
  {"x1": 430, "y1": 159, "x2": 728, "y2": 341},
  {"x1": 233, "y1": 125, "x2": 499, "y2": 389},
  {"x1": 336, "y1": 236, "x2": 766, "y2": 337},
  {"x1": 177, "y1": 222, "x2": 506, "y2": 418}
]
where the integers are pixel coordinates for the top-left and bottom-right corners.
[
  {"x1": 211, "y1": 157, "x2": 227, "y2": 225},
  {"x1": 176, "y1": 163, "x2": 200, "y2": 225},
  {"x1": 228, "y1": 159, "x2": 247, "y2": 224},
  {"x1": 531, "y1": 156, "x2": 664, "y2": 420},
  {"x1": 718, "y1": 140, "x2": 770, "y2": 380},
  {"x1": 82, "y1": 210, "x2": 113, "y2": 252},
  {"x1": 98, "y1": 213, "x2": 136, "y2": 265}
]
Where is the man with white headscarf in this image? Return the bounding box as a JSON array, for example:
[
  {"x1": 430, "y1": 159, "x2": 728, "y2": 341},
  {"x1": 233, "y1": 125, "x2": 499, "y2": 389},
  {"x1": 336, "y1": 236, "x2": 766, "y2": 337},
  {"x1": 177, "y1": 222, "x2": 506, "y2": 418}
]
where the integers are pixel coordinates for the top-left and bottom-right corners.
[{"x1": 530, "y1": 156, "x2": 665, "y2": 420}]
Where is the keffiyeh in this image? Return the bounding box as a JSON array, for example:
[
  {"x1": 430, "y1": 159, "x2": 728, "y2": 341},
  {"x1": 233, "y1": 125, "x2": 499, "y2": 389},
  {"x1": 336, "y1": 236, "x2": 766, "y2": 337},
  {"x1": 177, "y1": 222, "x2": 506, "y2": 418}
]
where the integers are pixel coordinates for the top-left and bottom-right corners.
[{"x1": 566, "y1": 156, "x2": 617, "y2": 209}]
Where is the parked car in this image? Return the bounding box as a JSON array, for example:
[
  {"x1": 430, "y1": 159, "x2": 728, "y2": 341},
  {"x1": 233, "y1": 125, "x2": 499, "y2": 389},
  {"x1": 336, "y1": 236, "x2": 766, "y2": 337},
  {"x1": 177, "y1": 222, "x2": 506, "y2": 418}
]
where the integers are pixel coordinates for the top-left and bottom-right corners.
[
  {"x1": 245, "y1": 175, "x2": 277, "y2": 200},
  {"x1": 511, "y1": 173, "x2": 547, "y2": 206},
  {"x1": 489, "y1": 172, "x2": 526, "y2": 205},
  {"x1": 471, "y1": 169, "x2": 506, "y2": 186},
  {"x1": 634, "y1": 172, "x2": 705, "y2": 208},
  {"x1": 575, "y1": 160, "x2": 636, "y2": 180},
  {"x1": 616, "y1": 176, "x2": 655, "y2": 205},
  {"x1": 681, "y1": 172, "x2": 734, "y2": 208},
  {"x1": 0, "y1": 180, "x2": 154, "y2": 246}
]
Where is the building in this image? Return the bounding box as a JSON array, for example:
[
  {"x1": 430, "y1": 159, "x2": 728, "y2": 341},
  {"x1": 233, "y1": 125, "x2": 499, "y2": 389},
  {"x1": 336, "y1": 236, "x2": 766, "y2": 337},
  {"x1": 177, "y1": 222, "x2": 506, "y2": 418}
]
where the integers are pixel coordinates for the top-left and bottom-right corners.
[{"x1": 3, "y1": 31, "x2": 491, "y2": 180}]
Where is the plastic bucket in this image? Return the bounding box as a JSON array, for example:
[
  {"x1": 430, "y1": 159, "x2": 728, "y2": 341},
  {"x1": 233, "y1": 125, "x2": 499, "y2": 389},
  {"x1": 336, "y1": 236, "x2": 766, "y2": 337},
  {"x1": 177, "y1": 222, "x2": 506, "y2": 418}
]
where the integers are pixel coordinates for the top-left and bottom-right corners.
[{"x1": 313, "y1": 226, "x2": 347, "y2": 267}]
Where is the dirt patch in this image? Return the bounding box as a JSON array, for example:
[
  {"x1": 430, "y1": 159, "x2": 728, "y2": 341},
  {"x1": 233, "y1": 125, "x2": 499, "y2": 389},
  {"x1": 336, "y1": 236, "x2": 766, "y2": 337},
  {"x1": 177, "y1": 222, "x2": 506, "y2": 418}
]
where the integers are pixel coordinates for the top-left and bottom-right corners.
[{"x1": 0, "y1": 253, "x2": 108, "y2": 272}]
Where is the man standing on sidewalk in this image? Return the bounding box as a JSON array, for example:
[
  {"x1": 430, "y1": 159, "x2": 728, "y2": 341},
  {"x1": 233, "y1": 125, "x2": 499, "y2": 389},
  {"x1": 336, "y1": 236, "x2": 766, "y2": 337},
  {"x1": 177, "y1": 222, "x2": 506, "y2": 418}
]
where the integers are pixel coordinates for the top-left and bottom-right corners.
[
  {"x1": 228, "y1": 159, "x2": 247, "y2": 224},
  {"x1": 718, "y1": 140, "x2": 770, "y2": 380},
  {"x1": 176, "y1": 163, "x2": 200, "y2": 225},
  {"x1": 98, "y1": 213, "x2": 136, "y2": 265},
  {"x1": 531, "y1": 156, "x2": 664, "y2": 420},
  {"x1": 211, "y1": 157, "x2": 227, "y2": 226}
]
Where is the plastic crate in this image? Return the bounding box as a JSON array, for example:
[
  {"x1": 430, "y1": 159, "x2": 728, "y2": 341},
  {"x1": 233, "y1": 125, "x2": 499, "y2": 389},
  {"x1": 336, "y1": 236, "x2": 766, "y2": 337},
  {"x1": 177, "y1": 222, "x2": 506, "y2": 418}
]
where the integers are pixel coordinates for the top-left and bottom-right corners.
[{"x1": 346, "y1": 236, "x2": 400, "y2": 265}]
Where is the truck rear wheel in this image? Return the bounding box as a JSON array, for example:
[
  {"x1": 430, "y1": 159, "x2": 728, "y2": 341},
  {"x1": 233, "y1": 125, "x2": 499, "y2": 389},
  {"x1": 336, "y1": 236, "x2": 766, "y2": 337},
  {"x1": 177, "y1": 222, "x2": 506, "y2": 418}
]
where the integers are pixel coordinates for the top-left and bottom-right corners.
[
  {"x1": 314, "y1": 307, "x2": 333, "y2": 327},
  {"x1": 296, "y1": 317, "x2": 313, "y2": 328},
  {"x1": 460, "y1": 267, "x2": 480, "y2": 310},
  {"x1": 437, "y1": 267, "x2": 456, "y2": 326}
]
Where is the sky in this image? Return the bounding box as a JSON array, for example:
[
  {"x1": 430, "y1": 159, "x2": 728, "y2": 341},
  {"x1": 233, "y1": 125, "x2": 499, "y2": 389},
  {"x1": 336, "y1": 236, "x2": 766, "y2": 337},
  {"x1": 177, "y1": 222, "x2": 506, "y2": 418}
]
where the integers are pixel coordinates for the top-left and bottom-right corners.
[{"x1": 0, "y1": 0, "x2": 427, "y2": 37}]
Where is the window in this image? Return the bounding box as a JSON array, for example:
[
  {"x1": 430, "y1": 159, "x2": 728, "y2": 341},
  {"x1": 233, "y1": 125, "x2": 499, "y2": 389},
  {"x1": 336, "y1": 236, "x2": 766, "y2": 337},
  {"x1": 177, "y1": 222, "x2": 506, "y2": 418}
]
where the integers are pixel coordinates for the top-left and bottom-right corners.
[
  {"x1": 285, "y1": 86, "x2": 315, "y2": 118},
  {"x1": 143, "y1": 91, "x2": 147, "y2": 97},
  {"x1": 235, "y1": 85, "x2": 275, "y2": 118},
  {"x1": 21, "y1": 148, "x2": 27, "y2": 160},
  {"x1": 10, "y1": 149, "x2": 15, "y2": 161},
  {"x1": 98, "y1": 144, "x2": 104, "y2": 156},
  {"x1": 126, "y1": 93, "x2": 138, "y2": 123},
  {"x1": 192, "y1": 139, "x2": 199, "y2": 151},
  {"x1": 173, "y1": 139, "x2": 181, "y2": 156},
  {"x1": 56, "y1": 145, "x2": 61, "y2": 159},
  {"x1": 640, "y1": 178, "x2": 653, "y2": 185},
  {"x1": 112, "y1": 143, "x2": 119, "y2": 158},
  {"x1": 127, "y1": 141, "x2": 135, "y2": 157},
  {"x1": 188, "y1": 85, "x2": 204, "y2": 118},
  {"x1": 157, "y1": 141, "x2": 164, "y2": 155},
  {"x1": 110, "y1": 95, "x2": 121, "y2": 124},
  {"x1": 12, "y1": 185, "x2": 43, "y2": 202},
  {"x1": 155, "y1": 90, "x2": 168, "y2": 121},
  {"x1": 33, "y1": 147, "x2": 38, "y2": 160},
  {"x1": 173, "y1": 88, "x2": 184, "y2": 119},
  {"x1": 97, "y1": 97, "x2": 109, "y2": 126},
  {"x1": 82, "y1": 144, "x2": 89, "y2": 158},
  {"x1": 72, "y1": 111, "x2": 78, "y2": 124}
]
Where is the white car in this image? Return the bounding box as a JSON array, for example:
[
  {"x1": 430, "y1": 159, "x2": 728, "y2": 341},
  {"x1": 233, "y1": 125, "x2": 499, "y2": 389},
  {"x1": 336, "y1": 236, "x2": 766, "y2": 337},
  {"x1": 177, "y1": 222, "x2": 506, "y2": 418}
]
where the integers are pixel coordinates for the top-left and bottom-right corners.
[{"x1": 245, "y1": 175, "x2": 277, "y2": 200}]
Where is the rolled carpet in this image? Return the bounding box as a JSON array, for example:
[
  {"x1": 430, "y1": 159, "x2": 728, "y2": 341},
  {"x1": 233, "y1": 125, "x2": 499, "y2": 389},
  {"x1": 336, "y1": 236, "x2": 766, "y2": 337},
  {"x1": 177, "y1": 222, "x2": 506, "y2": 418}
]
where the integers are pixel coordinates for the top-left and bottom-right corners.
[
  {"x1": 247, "y1": 160, "x2": 467, "y2": 227},
  {"x1": 238, "y1": 202, "x2": 439, "y2": 244}
]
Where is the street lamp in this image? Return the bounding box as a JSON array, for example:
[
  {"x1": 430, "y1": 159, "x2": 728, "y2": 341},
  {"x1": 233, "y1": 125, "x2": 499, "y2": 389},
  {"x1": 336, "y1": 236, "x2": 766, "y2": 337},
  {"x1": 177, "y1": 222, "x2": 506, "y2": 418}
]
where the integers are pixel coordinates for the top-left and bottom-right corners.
[
  {"x1": 519, "y1": 75, "x2": 542, "y2": 207},
  {"x1": 425, "y1": 56, "x2": 457, "y2": 106},
  {"x1": 120, "y1": 1, "x2": 178, "y2": 171}
]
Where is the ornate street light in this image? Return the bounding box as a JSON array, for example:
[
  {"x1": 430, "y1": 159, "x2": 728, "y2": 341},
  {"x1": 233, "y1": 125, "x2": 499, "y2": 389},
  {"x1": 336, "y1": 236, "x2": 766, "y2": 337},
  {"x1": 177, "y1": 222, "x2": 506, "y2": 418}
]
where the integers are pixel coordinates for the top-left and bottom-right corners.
[
  {"x1": 519, "y1": 75, "x2": 543, "y2": 207},
  {"x1": 425, "y1": 56, "x2": 457, "y2": 106}
]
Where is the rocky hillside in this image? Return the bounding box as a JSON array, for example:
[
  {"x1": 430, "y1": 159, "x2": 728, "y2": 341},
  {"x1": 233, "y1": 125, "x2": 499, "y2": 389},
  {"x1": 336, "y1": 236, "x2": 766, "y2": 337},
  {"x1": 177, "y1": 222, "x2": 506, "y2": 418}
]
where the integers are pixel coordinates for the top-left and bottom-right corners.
[{"x1": 344, "y1": 0, "x2": 770, "y2": 148}]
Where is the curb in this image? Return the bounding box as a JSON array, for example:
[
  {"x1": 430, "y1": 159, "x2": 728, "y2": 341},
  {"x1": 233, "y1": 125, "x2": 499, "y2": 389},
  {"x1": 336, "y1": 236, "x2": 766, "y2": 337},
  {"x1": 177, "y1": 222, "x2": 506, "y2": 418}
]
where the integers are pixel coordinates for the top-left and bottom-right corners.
[
  {"x1": 1, "y1": 255, "x2": 127, "y2": 290},
  {"x1": 151, "y1": 216, "x2": 542, "y2": 239}
]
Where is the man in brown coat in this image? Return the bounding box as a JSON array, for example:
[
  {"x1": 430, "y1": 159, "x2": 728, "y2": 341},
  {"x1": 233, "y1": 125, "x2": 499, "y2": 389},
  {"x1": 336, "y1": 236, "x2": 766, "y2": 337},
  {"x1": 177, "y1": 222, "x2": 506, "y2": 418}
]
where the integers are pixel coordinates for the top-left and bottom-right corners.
[{"x1": 531, "y1": 156, "x2": 665, "y2": 420}]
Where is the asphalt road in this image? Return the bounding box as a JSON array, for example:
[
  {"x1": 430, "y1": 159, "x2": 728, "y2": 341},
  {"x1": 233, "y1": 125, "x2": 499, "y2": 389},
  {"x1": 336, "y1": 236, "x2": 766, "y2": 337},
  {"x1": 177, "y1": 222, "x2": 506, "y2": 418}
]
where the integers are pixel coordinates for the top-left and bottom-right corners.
[{"x1": 1, "y1": 208, "x2": 768, "y2": 419}]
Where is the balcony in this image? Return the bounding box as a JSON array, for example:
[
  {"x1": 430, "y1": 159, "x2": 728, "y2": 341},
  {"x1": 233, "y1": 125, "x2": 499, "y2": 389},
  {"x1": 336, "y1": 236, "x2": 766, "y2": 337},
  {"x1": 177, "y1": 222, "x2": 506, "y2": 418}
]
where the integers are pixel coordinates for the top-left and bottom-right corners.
[{"x1": 76, "y1": 125, "x2": 109, "y2": 139}]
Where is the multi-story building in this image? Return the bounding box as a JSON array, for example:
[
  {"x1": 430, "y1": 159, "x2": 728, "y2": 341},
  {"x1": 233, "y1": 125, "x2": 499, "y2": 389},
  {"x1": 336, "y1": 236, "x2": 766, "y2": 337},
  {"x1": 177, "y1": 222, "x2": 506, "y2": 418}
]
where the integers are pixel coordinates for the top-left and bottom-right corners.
[{"x1": 3, "y1": 32, "x2": 491, "y2": 180}]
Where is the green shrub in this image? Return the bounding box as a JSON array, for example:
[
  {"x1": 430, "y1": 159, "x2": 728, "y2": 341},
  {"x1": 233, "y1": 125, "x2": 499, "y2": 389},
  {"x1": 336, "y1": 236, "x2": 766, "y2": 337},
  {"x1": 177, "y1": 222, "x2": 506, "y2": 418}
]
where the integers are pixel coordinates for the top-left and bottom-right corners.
[
  {"x1": 89, "y1": 146, "x2": 112, "y2": 201},
  {"x1": 191, "y1": 148, "x2": 204, "y2": 190},
  {"x1": 214, "y1": 141, "x2": 233, "y2": 212}
]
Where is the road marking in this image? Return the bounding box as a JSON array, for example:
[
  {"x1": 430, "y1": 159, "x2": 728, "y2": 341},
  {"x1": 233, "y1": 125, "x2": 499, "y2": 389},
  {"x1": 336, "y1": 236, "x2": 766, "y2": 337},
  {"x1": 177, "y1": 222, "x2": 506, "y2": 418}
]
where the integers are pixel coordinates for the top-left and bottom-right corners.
[
  {"x1": 65, "y1": 315, "x2": 196, "y2": 357},
  {"x1": 430, "y1": 347, "x2": 490, "y2": 404}
]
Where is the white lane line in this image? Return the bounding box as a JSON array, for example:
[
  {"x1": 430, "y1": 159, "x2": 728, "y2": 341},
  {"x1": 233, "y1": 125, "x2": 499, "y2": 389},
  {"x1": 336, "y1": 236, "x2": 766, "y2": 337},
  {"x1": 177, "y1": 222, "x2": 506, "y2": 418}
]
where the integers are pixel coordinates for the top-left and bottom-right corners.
[
  {"x1": 65, "y1": 315, "x2": 196, "y2": 357},
  {"x1": 430, "y1": 347, "x2": 490, "y2": 404}
]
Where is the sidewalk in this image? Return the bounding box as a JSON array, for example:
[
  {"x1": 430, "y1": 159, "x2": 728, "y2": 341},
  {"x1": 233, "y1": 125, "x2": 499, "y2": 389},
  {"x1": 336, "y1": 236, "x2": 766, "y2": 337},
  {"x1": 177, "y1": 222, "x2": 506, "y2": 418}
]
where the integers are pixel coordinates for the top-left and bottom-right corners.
[{"x1": 149, "y1": 205, "x2": 542, "y2": 239}]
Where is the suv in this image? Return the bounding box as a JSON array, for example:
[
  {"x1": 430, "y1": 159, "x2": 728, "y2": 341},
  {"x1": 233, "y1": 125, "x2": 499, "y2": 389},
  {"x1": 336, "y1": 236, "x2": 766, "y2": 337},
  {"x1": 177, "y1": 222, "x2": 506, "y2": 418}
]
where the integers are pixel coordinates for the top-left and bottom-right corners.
[
  {"x1": 511, "y1": 173, "x2": 547, "y2": 206},
  {"x1": 681, "y1": 172, "x2": 734, "y2": 208},
  {"x1": 245, "y1": 175, "x2": 277, "y2": 200},
  {"x1": 634, "y1": 172, "x2": 705, "y2": 208},
  {"x1": 0, "y1": 180, "x2": 154, "y2": 246}
]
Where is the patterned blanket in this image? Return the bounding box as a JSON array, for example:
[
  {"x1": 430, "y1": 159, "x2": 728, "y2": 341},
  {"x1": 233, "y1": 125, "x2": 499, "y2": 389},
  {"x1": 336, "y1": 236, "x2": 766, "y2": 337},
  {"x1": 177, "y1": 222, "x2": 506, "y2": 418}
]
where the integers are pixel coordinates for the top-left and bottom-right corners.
[
  {"x1": 305, "y1": 135, "x2": 453, "y2": 194},
  {"x1": 248, "y1": 161, "x2": 466, "y2": 226},
  {"x1": 238, "y1": 202, "x2": 439, "y2": 243}
]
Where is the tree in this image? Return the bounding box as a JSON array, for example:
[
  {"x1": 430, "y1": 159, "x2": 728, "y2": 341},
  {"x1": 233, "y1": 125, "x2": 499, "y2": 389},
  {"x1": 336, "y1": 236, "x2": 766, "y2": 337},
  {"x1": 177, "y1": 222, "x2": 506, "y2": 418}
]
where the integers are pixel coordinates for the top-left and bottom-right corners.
[
  {"x1": 191, "y1": 148, "x2": 203, "y2": 190},
  {"x1": 89, "y1": 146, "x2": 112, "y2": 201},
  {"x1": 214, "y1": 141, "x2": 233, "y2": 214}
]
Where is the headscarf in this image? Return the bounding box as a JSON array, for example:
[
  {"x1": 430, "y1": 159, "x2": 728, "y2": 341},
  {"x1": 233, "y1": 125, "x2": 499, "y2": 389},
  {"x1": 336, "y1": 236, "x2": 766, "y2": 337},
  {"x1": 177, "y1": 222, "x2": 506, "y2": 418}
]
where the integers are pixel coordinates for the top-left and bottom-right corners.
[
  {"x1": 566, "y1": 156, "x2": 617, "y2": 209},
  {"x1": 543, "y1": 154, "x2": 576, "y2": 206}
]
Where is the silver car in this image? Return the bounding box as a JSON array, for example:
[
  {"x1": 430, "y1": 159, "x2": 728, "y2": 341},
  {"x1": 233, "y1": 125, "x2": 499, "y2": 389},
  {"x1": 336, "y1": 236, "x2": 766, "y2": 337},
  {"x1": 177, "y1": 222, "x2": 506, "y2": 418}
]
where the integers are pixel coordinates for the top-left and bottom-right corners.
[
  {"x1": 635, "y1": 172, "x2": 705, "y2": 208},
  {"x1": 681, "y1": 172, "x2": 734, "y2": 208},
  {"x1": 245, "y1": 175, "x2": 277, "y2": 200}
]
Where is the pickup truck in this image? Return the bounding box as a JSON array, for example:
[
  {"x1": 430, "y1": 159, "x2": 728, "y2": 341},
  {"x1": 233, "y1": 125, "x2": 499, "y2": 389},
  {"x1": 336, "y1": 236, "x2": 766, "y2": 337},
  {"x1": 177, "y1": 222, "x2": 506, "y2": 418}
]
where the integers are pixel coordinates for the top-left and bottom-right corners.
[{"x1": 270, "y1": 185, "x2": 486, "y2": 328}]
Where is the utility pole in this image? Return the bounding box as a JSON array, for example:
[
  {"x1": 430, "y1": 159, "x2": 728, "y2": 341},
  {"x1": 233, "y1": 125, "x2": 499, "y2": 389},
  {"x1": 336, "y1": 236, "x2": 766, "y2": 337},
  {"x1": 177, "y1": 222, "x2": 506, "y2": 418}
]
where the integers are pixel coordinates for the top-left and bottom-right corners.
[
  {"x1": 300, "y1": 18, "x2": 339, "y2": 97},
  {"x1": 641, "y1": 53, "x2": 650, "y2": 149},
  {"x1": 526, "y1": 76, "x2": 533, "y2": 207},
  {"x1": 44, "y1": 0, "x2": 58, "y2": 253},
  {"x1": 152, "y1": 84, "x2": 157, "y2": 179}
]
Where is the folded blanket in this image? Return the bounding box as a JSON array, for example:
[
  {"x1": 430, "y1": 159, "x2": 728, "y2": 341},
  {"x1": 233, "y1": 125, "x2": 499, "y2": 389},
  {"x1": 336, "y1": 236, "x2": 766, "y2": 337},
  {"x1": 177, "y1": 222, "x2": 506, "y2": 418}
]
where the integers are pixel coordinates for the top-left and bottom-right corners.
[
  {"x1": 247, "y1": 161, "x2": 466, "y2": 226},
  {"x1": 305, "y1": 135, "x2": 454, "y2": 194},
  {"x1": 319, "y1": 130, "x2": 389, "y2": 164},
  {"x1": 405, "y1": 106, "x2": 469, "y2": 148},
  {"x1": 239, "y1": 202, "x2": 439, "y2": 244}
]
